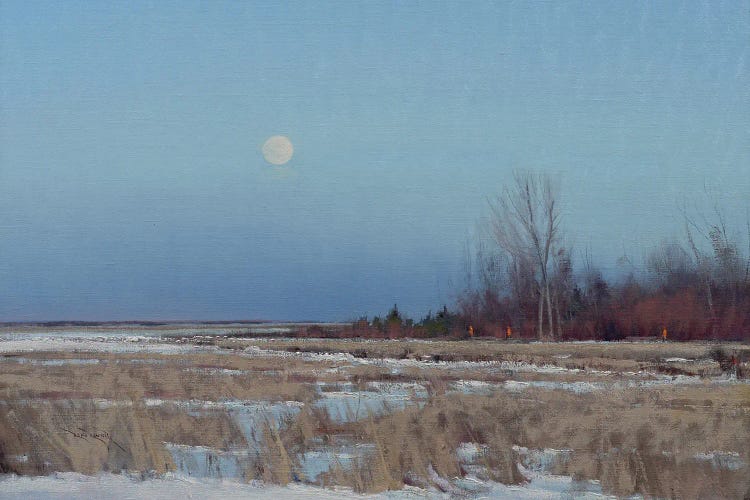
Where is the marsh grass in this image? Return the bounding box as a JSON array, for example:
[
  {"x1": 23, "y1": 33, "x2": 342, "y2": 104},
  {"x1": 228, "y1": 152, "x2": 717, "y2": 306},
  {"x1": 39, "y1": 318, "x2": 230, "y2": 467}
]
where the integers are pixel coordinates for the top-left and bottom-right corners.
[
  {"x1": 0, "y1": 395, "x2": 174, "y2": 475},
  {"x1": 1, "y1": 341, "x2": 748, "y2": 498},
  {"x1": 250, "y1": 383, "x2": 750, "y2": 497},
  {"x1": 233, "y1": 338, "x2": 750, "y2": 367}
]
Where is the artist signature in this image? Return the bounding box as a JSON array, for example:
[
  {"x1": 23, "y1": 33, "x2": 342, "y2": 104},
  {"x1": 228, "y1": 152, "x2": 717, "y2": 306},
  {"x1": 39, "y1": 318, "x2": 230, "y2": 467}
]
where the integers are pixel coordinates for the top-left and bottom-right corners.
[
  {"x1": 60, "y1": 427, "x2": 128, "y2": 454},
  {"x1": 63, "y1": 429, "x2": 111, "y2": 440}
]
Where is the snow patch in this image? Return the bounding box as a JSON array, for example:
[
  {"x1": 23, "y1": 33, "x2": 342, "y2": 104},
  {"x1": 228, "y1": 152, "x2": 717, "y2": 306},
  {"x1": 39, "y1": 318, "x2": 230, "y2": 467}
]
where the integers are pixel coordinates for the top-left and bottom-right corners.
[{"x1": 693, "y1": 451, "x2": 745, "y2": 471}]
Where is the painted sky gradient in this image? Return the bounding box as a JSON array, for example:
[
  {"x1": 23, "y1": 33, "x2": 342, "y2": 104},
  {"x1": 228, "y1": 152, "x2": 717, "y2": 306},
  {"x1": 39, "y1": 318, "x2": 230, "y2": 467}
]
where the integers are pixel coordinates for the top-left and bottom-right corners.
[{"x1": 1, "y1": 1, "x2": 749, "y2": 321}]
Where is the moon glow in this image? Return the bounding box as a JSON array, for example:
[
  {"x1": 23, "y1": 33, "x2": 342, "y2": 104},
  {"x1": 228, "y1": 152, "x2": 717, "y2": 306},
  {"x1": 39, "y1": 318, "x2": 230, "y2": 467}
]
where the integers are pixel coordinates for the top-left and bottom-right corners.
[{"x1": 262, "y1": 135, "x2": 294, "y2": 165}]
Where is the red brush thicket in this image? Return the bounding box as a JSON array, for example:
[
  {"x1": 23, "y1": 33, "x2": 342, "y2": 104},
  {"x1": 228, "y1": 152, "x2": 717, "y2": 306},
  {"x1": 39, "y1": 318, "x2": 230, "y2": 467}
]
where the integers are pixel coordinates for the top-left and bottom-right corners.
[
  {"x1": 316, "y1": 175, "x2": 750, "y2": 342},
  {"x1": 331, "y1": 238, "x2": 750, "y2": 342},
  {"x1": 451, "y1": 234, "x2": 750, "y2": 341},
  {"x1": 444, "y1": 173, "x2": 750, "y2": 342}
]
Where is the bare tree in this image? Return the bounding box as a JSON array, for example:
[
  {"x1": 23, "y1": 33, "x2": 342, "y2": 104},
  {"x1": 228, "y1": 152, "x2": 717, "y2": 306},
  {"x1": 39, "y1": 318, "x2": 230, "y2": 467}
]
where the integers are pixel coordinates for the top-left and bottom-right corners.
[
  {"x1": 683, "y1": 212, "x2": 715, "y2": 328},
  {"x1": 581, "y1": 247, "x2": 609, "y2": 328},
  {"x1": 489, "y1": 171, "x2": 561, "y2": 339},
  {"x1": 646, "y1": 241, "x2": 697, "y2": 293},
  {"x1": 681, "y1": 192, "x2": 746, "y2": 335},
  {"x1": 551, "y1": 247, "x2": 574, "y2": 338}
]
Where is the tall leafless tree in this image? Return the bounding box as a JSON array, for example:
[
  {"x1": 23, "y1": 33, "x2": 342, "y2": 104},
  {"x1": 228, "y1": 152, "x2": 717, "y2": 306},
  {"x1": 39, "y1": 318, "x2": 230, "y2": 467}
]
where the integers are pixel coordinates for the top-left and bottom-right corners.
[
  {"x1": 551, "y1": 247, "x2": 574, "y2": 338},
  {"x1": 681, "y1": 193, "x2": 747, "y2": 334},
  {"x1": 489, "y1": 171, "x2": 561, "y2": 339}
]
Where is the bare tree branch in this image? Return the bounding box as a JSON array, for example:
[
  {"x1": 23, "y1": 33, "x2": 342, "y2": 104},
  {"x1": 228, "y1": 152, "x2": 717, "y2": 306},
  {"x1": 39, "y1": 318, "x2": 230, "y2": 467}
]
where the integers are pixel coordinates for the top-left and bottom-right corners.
[{"x1": 488, "y1": 171, "x2": 561, "y2": 339}]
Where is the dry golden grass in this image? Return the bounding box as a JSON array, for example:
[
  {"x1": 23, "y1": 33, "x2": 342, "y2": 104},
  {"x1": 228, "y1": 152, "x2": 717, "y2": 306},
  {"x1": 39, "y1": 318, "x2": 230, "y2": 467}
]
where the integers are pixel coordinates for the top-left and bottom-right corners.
[
  {"x1": 0, "y1": 355, "x2": 320, "y2": 403},
  {"x1": 231, "y1": 338, "x2": 749, "y2": 372},
  {"x1": 1, "y1": 339, "x2": 748, "y2": 498},
  {"x1": 0, "y1": 398, "x2": 173, "y2": 475},
  {"x1": 280, "y1": 384, "x2": 750, "y2": 497}
]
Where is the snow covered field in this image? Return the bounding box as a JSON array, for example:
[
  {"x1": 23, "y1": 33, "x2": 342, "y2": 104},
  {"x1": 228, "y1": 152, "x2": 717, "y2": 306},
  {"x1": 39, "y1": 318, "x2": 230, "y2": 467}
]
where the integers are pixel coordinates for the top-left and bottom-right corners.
[{"x1": 1, "y1": 327, "x2": 748, "y2": 498}]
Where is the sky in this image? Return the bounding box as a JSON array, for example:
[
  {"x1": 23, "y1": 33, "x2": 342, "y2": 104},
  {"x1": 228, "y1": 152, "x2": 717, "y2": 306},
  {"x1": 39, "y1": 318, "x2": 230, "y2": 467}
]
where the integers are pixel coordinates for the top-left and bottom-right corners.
[{"x1": 1, "y1": 1, "x2": 749, "y2": 322}]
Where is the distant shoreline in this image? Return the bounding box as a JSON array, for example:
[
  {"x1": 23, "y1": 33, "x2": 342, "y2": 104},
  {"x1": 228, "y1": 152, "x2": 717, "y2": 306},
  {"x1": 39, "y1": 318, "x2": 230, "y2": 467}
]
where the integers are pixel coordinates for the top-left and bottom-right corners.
[
  {"x1": 0, "y1": 320, "x2": 339, "y2": 327},
  {"x1": 0, "y1": 321, "x2": 349, "y2": 336}
]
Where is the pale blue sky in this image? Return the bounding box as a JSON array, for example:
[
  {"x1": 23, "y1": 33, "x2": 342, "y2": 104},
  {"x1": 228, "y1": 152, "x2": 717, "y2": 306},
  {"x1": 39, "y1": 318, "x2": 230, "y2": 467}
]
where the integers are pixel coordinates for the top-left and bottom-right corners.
[{"x1": 1, "y1": 1, "x2": 748, "y2": 321}]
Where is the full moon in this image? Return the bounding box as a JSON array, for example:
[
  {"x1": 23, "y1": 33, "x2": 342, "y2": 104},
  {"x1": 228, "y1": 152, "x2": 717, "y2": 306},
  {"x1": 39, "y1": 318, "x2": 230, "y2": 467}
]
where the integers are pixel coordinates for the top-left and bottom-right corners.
[{"x1": 262, "y1": 135, "x2": 294, "y2": 165}]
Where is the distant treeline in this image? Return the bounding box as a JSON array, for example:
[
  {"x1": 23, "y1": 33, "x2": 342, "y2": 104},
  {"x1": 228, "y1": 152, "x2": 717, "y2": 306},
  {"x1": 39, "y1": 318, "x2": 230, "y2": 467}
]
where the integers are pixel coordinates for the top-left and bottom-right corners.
[
  {"x1": 294, "y1": 304, "x2": 466, "y2": 340},
  {"x1": 338, "y1": 172, "x2": 750, "y2": 341}
]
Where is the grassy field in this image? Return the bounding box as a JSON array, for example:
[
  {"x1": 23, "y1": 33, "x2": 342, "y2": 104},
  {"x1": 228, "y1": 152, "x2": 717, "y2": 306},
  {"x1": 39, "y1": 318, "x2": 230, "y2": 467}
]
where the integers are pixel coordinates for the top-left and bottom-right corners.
[{"x1": 1, "y1": 336, "x2": 748, "y2": 498}]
